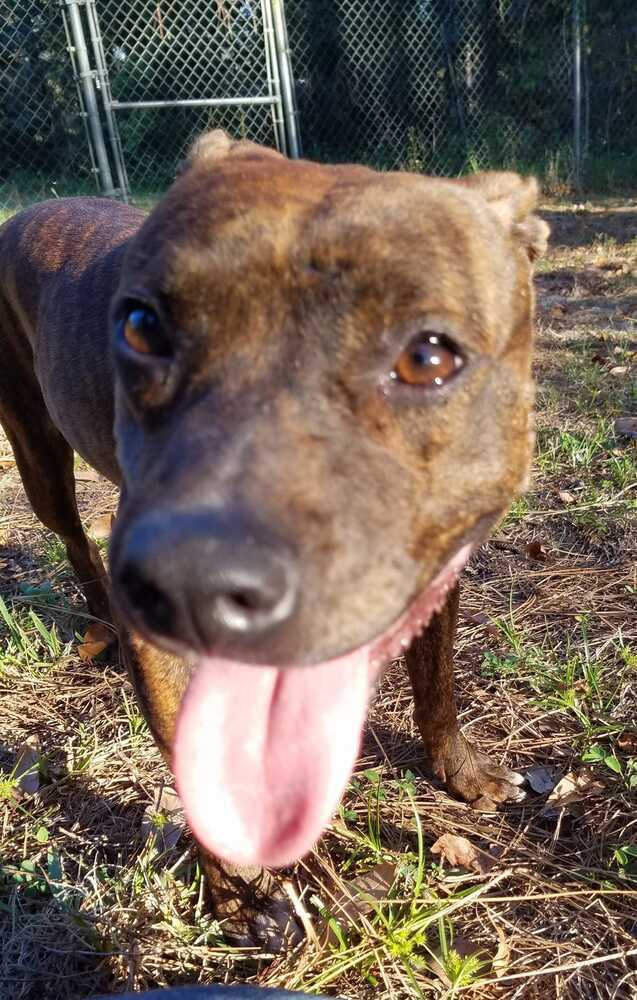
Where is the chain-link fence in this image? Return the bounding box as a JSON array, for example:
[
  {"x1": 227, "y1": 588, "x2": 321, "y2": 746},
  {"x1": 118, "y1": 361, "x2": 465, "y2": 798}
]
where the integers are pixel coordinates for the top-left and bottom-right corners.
[
  {"x1": 0, "y1": 0, "x2": 97, "y2": 209},
  {"x1": 1, "y1": 0, "x2": 636, "y2": 211},
  {"x1": 96, "y1": 0, "x2": 290, "y2": 194},
  {"x1": 0, "y1": 0, "x2": 296, "y2": 207},
  {"x1": 286, "y1": 0, "x2": 637, "y2": 190},
  {"x1": 287, "y1": 0, "x2": 576, "y2": 177},
  {"x1": 580, "y1": 2, "x2": 637, "y2": 191}
]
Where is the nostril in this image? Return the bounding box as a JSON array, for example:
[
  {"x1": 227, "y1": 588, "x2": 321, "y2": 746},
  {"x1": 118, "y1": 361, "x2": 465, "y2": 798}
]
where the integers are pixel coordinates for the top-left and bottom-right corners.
[
  {"x1": 213, "y1": 590, "x2": 273, "y2": 633},
  {"x1": 211, "y1": 564, "x2": 296, "y2": 635},
  {"x1": 120, "y1": 564, "x2": 175, "y2": 635},
  {"x1": 225, "y1": 588, "x2": 264, "y2": 613}
]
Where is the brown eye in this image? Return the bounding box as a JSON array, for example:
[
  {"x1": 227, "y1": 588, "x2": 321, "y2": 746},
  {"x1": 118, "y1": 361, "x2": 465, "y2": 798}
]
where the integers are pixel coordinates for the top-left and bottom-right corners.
[
  {"x1": 393, "y1": 334, "x2": 462, "y2": 387},
  {"x1": 120, "y1": 307, "x2": 171, "y2": 357}
]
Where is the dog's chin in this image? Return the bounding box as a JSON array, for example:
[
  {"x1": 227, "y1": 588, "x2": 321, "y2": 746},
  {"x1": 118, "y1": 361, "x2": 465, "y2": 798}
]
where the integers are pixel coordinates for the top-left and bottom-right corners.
[{"x1": 172, "y1": 541, "x2": 474, "y2": 871}]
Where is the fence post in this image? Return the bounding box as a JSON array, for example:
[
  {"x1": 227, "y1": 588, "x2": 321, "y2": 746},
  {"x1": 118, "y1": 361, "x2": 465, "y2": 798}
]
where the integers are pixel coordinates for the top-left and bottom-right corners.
[
  {"x1": 269, "y1": 0, "x2": 302, "y2": 158},
  {"x1": 84, "y1": 0, "x2": 131, "y2": 201},
  {"x1": 64, "y1": 0, "x2": 115, "y2": 196},
  {"x1": 573, "y1": 0, "x2": 583, "y2": 193},
  {"x1": 261, "y1": 0, "x2": 288, "y2": 155}
]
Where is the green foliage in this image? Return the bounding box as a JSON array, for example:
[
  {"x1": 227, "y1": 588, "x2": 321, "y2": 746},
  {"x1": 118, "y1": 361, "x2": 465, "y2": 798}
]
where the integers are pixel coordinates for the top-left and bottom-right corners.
[
  {"x1": 3, "y1": 1, "x2": 637, "y2": 197},
  {"x1": 613, "y1": 844, "x2": 637, "y2": 877},
  {"x1": 0, "y1": 595, "x2": 67, "y2": 672},
  {"x1": 288, "y1": 0, "x2": 637, "y2": 187},
  {"x1": 583, "y1": 743, "x2": 623, "y2": 775},
  {"x1": 0, "y1": 3, "x2": 95, "y2": 198}
]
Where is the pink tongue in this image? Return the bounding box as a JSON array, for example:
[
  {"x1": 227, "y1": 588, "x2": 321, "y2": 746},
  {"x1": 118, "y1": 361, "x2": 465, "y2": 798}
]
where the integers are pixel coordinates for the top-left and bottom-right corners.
[{"x1": 173, "y1": 648, "x2": 375, "y2": 867}]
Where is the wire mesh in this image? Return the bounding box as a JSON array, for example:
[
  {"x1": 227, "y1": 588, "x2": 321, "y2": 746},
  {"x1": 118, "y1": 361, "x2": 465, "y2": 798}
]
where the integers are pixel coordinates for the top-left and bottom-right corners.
[
  {"x1": 1, "y1": 0, "x2": 636, "y2": 208},
  {"x1": 285, "y1": 0, "x2": 577, "y2": 177},
  {"x1": 581, "y1": 1, "x2": 637, "y2": 190},
  {"x1": 114, "y1": 103, "x2": 278, "y2": 193},
  {"x1": 0, "y1": 0, "x2": 97, "y2": 210},
  {"x1": 96, "y1": 0, "x2": 280, "y2": 193}
]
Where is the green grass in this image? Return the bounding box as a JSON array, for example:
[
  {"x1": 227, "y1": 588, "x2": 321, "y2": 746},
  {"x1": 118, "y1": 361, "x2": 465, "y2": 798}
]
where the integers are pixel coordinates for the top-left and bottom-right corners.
[
  {"x1": 0, "y1": 596, "x2": 69, "y2": 673},
  {"x1": 283, "y1": 796, "x2": 492, "y2": 995},
  {"x1": 0, "y1": 195, "x2": 636, "y2": 997}
]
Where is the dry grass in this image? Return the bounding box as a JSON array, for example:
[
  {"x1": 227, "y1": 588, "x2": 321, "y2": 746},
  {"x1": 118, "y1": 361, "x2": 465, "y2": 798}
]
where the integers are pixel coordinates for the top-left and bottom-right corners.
[{"x1": 0, "y1": 201, "x2": 636, "y2": 999}]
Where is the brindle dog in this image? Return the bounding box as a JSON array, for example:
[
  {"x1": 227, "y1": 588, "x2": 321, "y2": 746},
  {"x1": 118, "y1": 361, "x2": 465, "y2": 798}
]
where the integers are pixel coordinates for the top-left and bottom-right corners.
[{"x1": 0, "y1": 131, "x2": 547, "y2": 943}]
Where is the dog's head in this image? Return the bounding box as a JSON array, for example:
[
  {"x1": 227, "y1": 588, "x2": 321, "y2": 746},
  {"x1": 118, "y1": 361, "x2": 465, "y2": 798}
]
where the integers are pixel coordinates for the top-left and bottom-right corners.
[{"x1": 109, "y1": 131, "x2": 548, "y2": 868}]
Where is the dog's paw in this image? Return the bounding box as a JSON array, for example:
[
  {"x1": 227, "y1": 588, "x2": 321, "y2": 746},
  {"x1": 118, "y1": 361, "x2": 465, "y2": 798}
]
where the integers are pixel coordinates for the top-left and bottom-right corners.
[
  {"x1": 430, "y1": 732, "x2": 526, "y2": 811},
  {"x1": 244, "y1": 892, "x2": 305, "y2": 952},
  {"x1": 202, "y1": 857, "x2": 304, "y2": 952}
]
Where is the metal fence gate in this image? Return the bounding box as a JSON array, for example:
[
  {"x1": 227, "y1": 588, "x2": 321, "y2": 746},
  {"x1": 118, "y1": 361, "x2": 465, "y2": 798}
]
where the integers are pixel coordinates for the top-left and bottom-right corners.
[
  {"x1": 0, "y1": 0, "x2": 300, "y2": 207},
  {"x1": 89, "y1": 0, "x2": 300, "y2": 198}
]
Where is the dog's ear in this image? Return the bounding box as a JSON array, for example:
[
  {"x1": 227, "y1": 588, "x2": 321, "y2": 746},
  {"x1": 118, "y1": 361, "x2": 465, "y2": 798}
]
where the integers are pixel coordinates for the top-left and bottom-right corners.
[
  {"x1": 185, "y1": 129, "x2": 235, "y2": 166},
  {"x1": 459, "y1": 172, "x2": 550, "y2": 262},
  {"x1": 177, "y1": 129, "x2": 283, "y2": 176}
]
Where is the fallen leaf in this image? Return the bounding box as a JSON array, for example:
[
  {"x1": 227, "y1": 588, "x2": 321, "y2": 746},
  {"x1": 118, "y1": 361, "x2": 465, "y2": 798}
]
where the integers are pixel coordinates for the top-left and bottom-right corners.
[
  {"x1": 141, "y1": 785, "x2": 186, "y2": 852},
  {"x1": 526, "y1": 540, "x2": 549, "y2": 562},
  {"x1": 526, "y1": 765, "x2": 561, "y2": 794},
  {"x1": 543, "y1": 767, "x2": 605, "y2": 811},
  {"x1": 88, "y1": 513, "x2": 114, "y2": 539},
  {"x1": 75, "y1": 468, "x2": 100, "y2": 482},
  {"x1": 467, "y1": 611, "x2": 490, "y2": 625},
  {"x1": 550, "y1": 305, "x2": 566, "y2": 318},
  {"x1": 464, "y1": 611, "x2": 500, "y2": 639},
  {"x1": 77, "y1": 622, "x2": 115, "y2": 662},
  {"x1": 590, "y1": 353, "x2": 607, "y2": 365},
  {"x1": 615, "y1": 417, "x2": 637, "y2": 439},
  {"x1": 609, "y1": 366, "x2": 628, "y2": 377},
  {"x1": 558, "y1": 490, "x2": 576, "y2": 505},
  {"x1": 431, "y1": 833, "x2": 495, "y2": 875},
  {"x1": 617, "y1": 731, "x2": 637, "y2": 752},
  {"x1": 324, "y1": 862, "x2": 397, "y2": 934},
  {"x1": 14, "y1": 736, "x2": 42, "y2": 795},
  {"x1": 492, "y1": 923, "x2": 511, "y2": 978},
  {"x1": 472, "y1": 795, "x2": 499, "y2": 813},
  {"x1": 85, "y1": 622, "x2": 114, "y2": 644}
]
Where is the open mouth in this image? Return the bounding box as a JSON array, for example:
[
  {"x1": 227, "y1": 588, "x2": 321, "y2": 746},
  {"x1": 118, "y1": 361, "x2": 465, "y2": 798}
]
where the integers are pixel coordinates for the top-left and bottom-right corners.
[{"x1": 172, "y1": 542, "x2": 473, "y2": 868}]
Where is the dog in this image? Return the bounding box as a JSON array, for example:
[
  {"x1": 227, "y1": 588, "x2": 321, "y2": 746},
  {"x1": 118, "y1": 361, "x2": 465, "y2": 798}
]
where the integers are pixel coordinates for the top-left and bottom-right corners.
[{"x1": 0, "y1": 130, "x2": 548, "y2": 942}]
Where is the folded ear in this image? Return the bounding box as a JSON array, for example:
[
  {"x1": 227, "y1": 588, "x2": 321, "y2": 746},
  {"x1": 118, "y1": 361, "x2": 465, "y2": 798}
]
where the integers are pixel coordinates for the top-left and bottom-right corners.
[
  {"x1": 458, "y1": 171, "x2": 550, "y2": 262},
  {"x1": 178, "y1": 129, "x2": 284, "y2": 175},
  {"x1": 186, "y1": 128, "x2": 235, "y2": 165}
]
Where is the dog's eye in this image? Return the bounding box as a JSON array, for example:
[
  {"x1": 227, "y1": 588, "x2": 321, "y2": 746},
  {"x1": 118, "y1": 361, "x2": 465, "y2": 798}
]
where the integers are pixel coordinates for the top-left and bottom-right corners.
[
  {"x1": 392, "y1": 334, "x2": 462, "y2": 388},
  {"x1": 120, "y1": 307, "x2": 171, "y2": 357}
]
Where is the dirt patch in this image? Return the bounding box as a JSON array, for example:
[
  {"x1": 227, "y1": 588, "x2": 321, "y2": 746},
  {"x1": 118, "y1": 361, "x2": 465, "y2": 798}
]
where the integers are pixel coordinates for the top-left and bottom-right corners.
[{"x1": 0, "y1": 202, "x2": 636, "y2": 999}]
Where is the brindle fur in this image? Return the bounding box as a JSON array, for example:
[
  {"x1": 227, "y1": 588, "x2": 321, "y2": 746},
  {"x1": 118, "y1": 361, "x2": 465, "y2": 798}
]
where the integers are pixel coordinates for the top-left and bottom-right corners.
[{"x1": 0, "y1": 131, "x2": 547, "y2": 942}]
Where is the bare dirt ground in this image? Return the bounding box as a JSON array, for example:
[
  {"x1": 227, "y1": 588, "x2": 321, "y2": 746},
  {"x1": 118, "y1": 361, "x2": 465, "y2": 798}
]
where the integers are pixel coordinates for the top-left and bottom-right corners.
[{"x1": 0, "y1": 200, "x2": 635, "y2": 999}]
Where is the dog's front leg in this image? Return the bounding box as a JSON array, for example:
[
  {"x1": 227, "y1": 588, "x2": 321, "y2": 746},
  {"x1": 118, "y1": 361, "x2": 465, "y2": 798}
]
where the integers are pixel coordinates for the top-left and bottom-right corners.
[
  {"x1": 405, "y1": 583, "x2": 525, "y2": 809},
  {"x1": 116, "y1": 626, "x2": 302, "y2": 948},
  {"x1": 200, "y1": 853, "x2": 302, "y2": 950}
]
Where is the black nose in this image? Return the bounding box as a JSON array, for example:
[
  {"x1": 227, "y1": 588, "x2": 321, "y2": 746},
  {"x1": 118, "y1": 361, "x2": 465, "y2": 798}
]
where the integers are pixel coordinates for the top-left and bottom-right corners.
[{"x1": 114, "y1": 509, "x2": 298, "y2": 653}]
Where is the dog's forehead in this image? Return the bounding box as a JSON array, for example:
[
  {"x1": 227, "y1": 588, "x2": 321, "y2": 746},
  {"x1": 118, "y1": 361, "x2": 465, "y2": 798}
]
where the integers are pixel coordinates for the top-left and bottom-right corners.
[
  {"x1": 138, "y1": 157, "x2": 506, "y2": 274},
  {"x1": 127, "y1": 157, "x2": 516, "y2": 353}
]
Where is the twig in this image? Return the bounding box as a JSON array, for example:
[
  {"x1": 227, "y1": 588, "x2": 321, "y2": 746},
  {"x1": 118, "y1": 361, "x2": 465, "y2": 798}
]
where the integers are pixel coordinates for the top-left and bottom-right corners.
[{"x1": 460, "y1": 947, "x2": 637, "y2": 988}]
